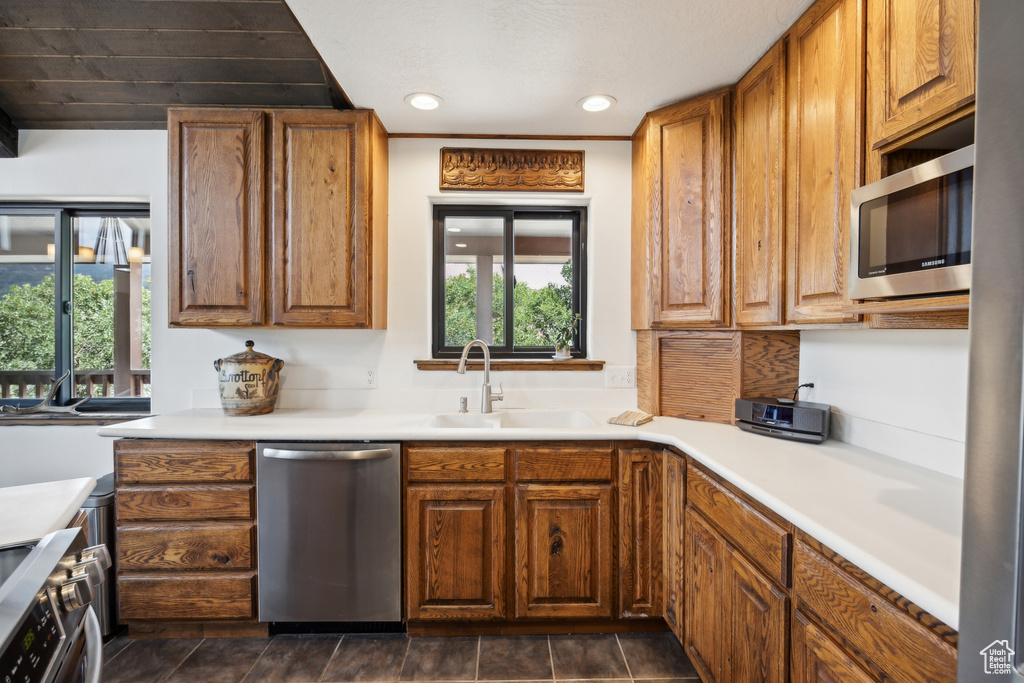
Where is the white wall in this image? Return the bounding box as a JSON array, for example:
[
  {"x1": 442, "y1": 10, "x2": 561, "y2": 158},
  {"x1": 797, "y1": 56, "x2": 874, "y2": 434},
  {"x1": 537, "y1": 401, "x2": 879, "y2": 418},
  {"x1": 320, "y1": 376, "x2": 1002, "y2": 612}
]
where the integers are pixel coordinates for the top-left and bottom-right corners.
[
  {"x1": 0, "y1": 130, "x2": 167, "y2": 486},
  {"x1": 0, "y1": 131, "x2": 637, "y2": 485},
  {"x1": 798, "y1": 329, "x2": 969, "y2": 478}
]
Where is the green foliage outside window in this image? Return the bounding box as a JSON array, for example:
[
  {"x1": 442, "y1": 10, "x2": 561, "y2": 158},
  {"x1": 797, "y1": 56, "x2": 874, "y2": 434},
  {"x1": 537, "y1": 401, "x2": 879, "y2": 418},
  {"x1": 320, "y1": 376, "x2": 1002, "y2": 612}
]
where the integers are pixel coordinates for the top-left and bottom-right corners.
[
  {"x1": 444, "y1": 262, "x2": 574, "y2": 349},
  {"x1": 0, "y1": 273, "x2": 151, "y2": 372}
]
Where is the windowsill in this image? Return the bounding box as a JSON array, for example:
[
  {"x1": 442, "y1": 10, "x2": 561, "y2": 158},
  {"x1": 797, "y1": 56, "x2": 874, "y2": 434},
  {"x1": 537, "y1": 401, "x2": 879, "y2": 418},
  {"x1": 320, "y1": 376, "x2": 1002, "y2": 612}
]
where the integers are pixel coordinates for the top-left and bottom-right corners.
[
  {"x1": 415, "y1": 359, "x2": 605, "y2": 371},
  {"x1": 0, "y1": 412, "x2": 150, "y2": 426}
]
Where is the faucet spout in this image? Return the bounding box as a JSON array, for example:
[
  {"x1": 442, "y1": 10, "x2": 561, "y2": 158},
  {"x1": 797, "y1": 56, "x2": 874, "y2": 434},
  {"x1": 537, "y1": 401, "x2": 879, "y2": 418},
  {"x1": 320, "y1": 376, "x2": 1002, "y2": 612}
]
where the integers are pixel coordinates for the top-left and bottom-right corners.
[
  {"x1": 457, "y1": 339, "x2": 502, "y2": 413},
  {"x1": 457, "y1": 339, "x2": 490, "y2": 385}
]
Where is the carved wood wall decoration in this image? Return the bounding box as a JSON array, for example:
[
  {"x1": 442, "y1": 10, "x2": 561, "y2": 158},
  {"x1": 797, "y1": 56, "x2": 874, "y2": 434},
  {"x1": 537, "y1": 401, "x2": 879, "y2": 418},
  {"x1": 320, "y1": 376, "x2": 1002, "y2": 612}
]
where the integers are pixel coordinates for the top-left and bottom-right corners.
[{"x1": 440, "y1": 148, "x2": 584, "y2": 192}]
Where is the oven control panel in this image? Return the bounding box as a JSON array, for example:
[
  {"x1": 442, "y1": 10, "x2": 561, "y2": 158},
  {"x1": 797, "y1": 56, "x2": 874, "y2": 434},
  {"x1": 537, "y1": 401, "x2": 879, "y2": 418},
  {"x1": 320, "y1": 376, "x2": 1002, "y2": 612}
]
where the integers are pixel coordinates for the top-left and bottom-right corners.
[{"x1": 0, "y1": 591, "x2": 63, "y2": 683}]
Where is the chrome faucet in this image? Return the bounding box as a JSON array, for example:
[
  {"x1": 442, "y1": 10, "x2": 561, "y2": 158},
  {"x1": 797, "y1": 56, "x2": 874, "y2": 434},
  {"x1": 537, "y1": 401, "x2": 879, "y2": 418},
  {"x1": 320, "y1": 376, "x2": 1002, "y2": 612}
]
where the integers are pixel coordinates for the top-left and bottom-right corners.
[{"x1": 457, "y1": 339, "x2": 503, "y2": 413}]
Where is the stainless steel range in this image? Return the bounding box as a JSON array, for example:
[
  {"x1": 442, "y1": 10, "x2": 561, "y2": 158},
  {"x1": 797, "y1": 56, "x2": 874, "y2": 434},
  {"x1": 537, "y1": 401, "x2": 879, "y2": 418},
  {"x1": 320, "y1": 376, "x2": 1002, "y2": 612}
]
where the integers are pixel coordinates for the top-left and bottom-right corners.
[{"x1": 0, "y1": 527, "x2": 109, "y2": 683}]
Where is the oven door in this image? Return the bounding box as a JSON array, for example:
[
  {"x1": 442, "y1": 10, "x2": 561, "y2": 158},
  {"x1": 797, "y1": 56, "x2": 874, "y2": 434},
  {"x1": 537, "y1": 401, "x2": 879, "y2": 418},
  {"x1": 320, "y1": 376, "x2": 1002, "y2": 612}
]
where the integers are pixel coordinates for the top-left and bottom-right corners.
[{"x1": 50, "y1": 606, "x2": 102, "y2": 683}]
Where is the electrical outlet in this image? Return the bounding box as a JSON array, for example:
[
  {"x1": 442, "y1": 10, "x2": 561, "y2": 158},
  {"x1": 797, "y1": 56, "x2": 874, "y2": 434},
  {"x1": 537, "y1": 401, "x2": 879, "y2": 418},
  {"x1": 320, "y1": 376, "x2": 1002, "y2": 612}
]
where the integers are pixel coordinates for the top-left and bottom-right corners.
[
  {"x1": 605, "y1": 366, "x2": 636, "y2": 388},
  {"x1": 801, "y1": 377, "x2": 818, "y2": 402},
  {"x1": 364, "y1": 367, "x2": 377, "y2": 389}
]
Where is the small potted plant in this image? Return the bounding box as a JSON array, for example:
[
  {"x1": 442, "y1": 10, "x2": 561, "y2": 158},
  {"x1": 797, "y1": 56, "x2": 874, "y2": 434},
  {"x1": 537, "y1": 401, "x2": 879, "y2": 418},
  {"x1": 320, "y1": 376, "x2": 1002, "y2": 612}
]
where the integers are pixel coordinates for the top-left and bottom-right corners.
[{"x1": 543, "y1": 313, "x2": 581, "y2": 360}]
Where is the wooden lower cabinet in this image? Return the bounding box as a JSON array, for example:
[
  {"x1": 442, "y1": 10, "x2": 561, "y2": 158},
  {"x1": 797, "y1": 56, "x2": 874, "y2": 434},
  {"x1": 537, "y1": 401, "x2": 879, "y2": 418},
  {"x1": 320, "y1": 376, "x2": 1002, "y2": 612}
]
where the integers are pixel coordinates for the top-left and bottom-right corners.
[
  {"x1": 684, "y1": 509, "x2": 725, "y2": 682},
  {"x1": 618, "y1": 447, "x2": 663, "y2": 618},
  {"x1": 513, "y1": 483, "x2": 613, "y2": 619},
  {"x1": 405, "y1": 484, "x2": 506, "y2": 620},
  {"x1": 792, "y1": 610, "x2": 875, "y2": 683},
  {"x1": 725, "y1": 546, "x2": 788, "y2": 683},
  {"x1": 114, "y1": 439, "x2": 258, "y2": 628},
  {"x1": 662, "y1": 451, "x2": 685, "y2": 640}
]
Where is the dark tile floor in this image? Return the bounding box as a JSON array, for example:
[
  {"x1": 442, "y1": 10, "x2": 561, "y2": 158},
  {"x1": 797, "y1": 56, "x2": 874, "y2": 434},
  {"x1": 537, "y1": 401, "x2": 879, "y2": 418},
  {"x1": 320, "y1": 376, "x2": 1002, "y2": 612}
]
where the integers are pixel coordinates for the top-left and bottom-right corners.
[{"x1": 101, "y1": 631, "x2": 700, "y2": 683}]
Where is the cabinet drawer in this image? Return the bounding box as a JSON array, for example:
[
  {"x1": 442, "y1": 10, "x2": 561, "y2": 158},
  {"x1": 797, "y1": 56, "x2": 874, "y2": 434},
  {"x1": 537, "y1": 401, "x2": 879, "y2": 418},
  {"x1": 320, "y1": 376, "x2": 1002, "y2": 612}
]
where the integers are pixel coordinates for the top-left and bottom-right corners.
[
  {"x1": 407, "y1": 446, "x2": 506, "y2": 482},
  {"x1": 686, "y1": 463, "x2": 790, "y2": 585},
  {"x1": 793, "y1": 541, "x2": 957, "y2": 683},
  {"x1": 119, "y1": 572, "x2": 255, "y2": 621},
  {"x1": 117, "y1": 485, "x2": 254, "y2": 521},
  {"x1": 117, "y1": 523, "x2": 254, "y2": 570},
  {"x1": 514, "y1": 446, "x2": 614, "y2": 482},
  {"x1": 115, "y1": 440, "x2": 255, "y2": 484}
]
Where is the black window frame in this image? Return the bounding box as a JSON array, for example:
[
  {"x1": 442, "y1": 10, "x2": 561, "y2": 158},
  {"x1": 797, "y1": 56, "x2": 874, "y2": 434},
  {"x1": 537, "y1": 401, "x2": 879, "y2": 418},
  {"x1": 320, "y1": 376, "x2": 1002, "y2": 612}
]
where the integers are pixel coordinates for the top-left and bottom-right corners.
[
  {"x1": 432, "y1": 204, "x2": 587, "y2": 359},
  {"x1": 0, "y1": 202, "x2": 151, "y2": 413}
]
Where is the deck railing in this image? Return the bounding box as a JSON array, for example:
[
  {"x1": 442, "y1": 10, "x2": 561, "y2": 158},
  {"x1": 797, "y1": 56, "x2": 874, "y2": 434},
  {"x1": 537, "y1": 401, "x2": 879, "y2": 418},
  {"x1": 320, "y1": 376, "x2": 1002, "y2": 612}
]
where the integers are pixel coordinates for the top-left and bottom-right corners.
[{"x1": 0, "y1": 369, "x2": 151, "y2": 399}]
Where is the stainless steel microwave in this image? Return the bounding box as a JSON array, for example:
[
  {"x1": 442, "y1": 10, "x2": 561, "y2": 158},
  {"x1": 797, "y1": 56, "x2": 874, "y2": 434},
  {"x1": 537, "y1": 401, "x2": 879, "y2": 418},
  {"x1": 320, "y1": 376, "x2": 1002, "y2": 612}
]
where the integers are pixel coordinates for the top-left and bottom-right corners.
[{"x1": 849, "y1": 144, "x2": 974, "y2": 299}]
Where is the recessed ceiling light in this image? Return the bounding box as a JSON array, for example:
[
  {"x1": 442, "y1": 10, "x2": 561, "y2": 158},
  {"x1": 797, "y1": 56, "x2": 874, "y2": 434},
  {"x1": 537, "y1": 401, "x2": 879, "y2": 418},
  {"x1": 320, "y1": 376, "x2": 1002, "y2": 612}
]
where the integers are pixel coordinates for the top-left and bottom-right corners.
[
  {"x1": 447, "y1": 227, "x2": 462, "y2": 233},
  {"x1": 577, "y1": 94, "x2": 616, "y2": 112},
  {"x1": 405, "y1": 93, "x2": 442, "y2": 110},
  {"x1": 455, "y1": 243, "x2": 467, "y2": 248}
]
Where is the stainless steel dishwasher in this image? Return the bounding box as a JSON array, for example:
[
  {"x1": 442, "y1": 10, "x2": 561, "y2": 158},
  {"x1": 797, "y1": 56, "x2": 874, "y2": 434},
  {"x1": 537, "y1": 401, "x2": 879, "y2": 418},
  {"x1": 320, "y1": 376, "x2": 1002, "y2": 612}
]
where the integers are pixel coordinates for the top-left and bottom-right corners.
[{"x1": 256, "y1": 442, "x2": 401, "y2": 623}]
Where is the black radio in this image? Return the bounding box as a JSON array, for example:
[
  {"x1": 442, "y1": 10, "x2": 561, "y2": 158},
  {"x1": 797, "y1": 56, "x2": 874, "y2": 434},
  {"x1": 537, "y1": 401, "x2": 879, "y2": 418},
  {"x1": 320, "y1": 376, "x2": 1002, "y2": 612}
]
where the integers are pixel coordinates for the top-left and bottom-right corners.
[{"x1": 735, "y1": 397, "x2": 831, "y2": 444}]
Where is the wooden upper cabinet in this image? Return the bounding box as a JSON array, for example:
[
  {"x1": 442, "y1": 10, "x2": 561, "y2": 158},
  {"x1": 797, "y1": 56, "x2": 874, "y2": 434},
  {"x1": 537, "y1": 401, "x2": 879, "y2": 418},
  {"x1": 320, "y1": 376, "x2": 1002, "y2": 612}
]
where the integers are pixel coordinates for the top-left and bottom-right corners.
[
  {"x1": 632, "y1": 88, "x2": 731, "y2": 329},
  {"x1": 786, "y1": 0, "x2": 863, "y2": 324},
  {"x1": 734, "y1": 42, "x2": 786, "y2": 327},
  {"x1": 268, "y1": 110, "x2": 388, "y2": 328},
  {"x1": 168, "y1": 109, "x2": 265, "y2": 326},
  {"x1": 866, "y1": 0, "x2": 976, "y2": 150}
]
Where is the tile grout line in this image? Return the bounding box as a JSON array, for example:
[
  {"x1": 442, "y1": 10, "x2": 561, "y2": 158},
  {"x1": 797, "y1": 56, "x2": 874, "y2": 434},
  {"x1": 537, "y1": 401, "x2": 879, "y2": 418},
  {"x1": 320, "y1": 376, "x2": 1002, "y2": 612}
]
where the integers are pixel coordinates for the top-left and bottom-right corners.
[
  {"x1": 396, "y1": 633, "x2": 413, "y2": 681},
  {"x1": 158, "y1": 636, "x2": 204, "y2": 683},
  {"x1": 317, "y1": 633, "x2": 346, "y2": 683},
  {"x1": 238, "y1": 634, "x2": 275, "y2": 683},
  {"x1": 475, "y1": 635, "x2": 482, "y2": 682},
  {"x1": 614, "y1": 634, "x2": 635, "y2": 683},
  {"x1": 546, "y1": 635, "x2": 556, "y2": 681}
]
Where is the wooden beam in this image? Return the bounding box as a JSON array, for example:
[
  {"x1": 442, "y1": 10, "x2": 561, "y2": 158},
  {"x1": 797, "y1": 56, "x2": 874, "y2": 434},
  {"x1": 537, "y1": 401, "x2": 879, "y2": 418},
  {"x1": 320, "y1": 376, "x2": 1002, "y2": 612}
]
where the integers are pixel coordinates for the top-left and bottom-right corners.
[{"x1": 0, "y1": 106, "x2": 17, "y2": 158}]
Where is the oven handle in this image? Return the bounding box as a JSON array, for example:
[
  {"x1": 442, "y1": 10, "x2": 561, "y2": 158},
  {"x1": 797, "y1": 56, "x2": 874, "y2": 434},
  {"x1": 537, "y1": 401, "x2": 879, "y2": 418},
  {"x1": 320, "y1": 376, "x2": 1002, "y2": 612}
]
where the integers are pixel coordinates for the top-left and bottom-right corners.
[{"x1": 83, "y1": 605, "x2": 102, "y2": 683}]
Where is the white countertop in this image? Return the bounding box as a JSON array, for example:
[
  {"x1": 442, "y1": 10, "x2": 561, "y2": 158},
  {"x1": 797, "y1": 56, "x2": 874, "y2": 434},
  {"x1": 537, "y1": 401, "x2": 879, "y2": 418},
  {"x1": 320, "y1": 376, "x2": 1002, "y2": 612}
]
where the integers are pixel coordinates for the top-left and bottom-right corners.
[
  {"x1": 98, "y1": 408, "x2": 963, "y2": 629},
  {"x1": 0, "y1": 477, "x2": 96, "y2": 547}
]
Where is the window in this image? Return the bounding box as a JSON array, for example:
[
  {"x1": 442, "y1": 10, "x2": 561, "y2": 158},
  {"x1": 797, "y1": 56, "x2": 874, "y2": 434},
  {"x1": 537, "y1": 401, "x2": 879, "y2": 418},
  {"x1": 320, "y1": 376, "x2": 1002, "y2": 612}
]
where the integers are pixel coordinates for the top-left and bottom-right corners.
[
  {"x1": 0, "y1": 204, "x2": 151, "y2": 411},
  {"x1": 432, "y1": 205, "x2": 586, "y2": 358}
]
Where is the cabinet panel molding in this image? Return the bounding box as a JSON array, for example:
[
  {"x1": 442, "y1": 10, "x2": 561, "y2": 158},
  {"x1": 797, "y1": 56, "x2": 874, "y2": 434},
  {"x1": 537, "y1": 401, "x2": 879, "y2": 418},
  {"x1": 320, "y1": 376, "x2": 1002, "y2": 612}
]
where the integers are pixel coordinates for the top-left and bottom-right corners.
[
  {"x1": 406, "y1": 484, "x2": 507, "y2": 620},
  {"x1": 618, "y1": 447, "x2": 663, "y2": 617},
  {"x1": 735, "y1": 41, "x2": 786, "y2": 327},
  {"x1": 513, "y1": 483, "x2": 613, "y2": 619},
  {"x1": 786, "y1": 0, "x2": 863, "y2": 324},
  {"x1": 168, "y1": 108, "x2": 264, "y2": 326}
]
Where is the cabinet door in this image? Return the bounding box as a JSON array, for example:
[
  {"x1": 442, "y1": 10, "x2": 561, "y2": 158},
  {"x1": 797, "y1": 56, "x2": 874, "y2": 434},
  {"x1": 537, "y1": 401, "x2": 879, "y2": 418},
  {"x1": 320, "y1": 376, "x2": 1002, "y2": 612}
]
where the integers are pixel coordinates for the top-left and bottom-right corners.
[
  {"x1": 786, "y1": 0, "x2": 863, "y2": 324},
  {"x1": 725, "y1": 546, "x2": 788, "y2": 683},
  {"x1": 684, "y1": 509, "x2": 724, "y2": 683},
  {"x1": 866, "y1": 0, "x2": 976, "y2": 148},
  {"x1": 513, "y1": 483, "x2": 613, "y2": 619},
  {"x1": 632, "y1": 89, "x2": 731, "y2": 328},
  {"x1": 618, "y1": 447, "x2": 662, "y2": 618},
  {"x1": 792, "y1": 610, "x2": 876, "y2": 683},
  {"x1": 735, "y1": 42, "x2": 786, "y2": 327},
  {"x1": 405, "y1": 484, "x2": 506, "y2": 620},
  {"x1": 168, "y1": 109, "x2": 265, "y2": 326},
  {"x1": 269, "y1": 110, "x2": 386, "y2": 328},
  {"x1": 663, "y1": 452, "x2": 685, "y2": 641}
]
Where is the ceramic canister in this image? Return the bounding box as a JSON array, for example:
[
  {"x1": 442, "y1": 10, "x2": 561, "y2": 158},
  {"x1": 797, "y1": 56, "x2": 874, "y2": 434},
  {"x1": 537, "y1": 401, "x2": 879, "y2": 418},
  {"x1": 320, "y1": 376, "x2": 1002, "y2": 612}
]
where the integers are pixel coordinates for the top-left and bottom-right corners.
[{"x1": 213, "y1": 341, "x2": 284, "y2": 416}]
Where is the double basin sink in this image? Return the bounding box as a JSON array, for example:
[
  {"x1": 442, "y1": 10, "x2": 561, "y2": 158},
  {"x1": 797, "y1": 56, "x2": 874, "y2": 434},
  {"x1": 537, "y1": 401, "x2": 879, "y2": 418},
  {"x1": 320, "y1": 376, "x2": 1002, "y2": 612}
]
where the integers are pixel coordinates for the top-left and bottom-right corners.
[{"x1": 426, "y1": 409, "x2": 595, "y2": 430}]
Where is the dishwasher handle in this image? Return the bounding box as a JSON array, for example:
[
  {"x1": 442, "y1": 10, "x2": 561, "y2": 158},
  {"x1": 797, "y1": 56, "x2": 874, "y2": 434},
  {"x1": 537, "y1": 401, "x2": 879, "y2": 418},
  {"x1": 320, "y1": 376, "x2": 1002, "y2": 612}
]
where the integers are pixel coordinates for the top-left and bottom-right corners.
[{"x1": 262, "y1": 447, "x2": 394, "y2": 461}]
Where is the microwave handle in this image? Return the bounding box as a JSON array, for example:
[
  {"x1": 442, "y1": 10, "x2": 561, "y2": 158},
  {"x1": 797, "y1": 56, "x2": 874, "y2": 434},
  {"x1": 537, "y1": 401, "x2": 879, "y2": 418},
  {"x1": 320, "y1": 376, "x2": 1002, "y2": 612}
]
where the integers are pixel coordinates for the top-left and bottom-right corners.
[{"x1": 83, "y1": 605, "x2": 103, "y2": 683}]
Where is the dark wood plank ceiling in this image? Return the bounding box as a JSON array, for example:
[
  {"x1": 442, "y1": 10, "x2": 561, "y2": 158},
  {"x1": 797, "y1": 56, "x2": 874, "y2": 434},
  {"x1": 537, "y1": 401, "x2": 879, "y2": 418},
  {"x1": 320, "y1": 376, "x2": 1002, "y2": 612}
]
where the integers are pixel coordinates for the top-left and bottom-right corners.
[{"x1": 0, "y1": 0, "x2": 351, "y2": 156}]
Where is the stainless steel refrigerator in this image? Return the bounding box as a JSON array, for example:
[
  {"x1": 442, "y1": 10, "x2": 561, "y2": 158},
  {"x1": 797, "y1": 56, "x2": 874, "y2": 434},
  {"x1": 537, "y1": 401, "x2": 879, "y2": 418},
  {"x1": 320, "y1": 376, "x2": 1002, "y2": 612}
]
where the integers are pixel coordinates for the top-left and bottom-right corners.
[{"x1": 958, "y1": 1, "x2": 1024, "y2": 680}]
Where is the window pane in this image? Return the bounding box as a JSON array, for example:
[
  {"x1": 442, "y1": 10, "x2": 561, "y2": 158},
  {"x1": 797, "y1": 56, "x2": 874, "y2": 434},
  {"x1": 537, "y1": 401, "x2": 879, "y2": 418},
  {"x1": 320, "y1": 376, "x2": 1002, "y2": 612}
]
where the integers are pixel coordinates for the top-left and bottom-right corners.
[
  {"x1": 443, "y1": 216, "x2": 505, "y2": 347},
  {"x1": 72, "y1": 215, "x2": 152, "y2": 398},
  {"x1": 513, "y1": 218, "x2": 574, "y2": 348},
  {"x1": 0, "y1": 214, "x2": 56, "y2": 398}
]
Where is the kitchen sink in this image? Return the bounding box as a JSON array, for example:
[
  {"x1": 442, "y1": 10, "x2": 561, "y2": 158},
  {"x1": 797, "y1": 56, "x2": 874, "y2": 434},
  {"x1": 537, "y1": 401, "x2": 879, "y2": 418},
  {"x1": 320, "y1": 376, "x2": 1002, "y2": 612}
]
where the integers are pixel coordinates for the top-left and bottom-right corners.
[{"x1": 426, "y1": 410, "x2": 595, "y2": 430}]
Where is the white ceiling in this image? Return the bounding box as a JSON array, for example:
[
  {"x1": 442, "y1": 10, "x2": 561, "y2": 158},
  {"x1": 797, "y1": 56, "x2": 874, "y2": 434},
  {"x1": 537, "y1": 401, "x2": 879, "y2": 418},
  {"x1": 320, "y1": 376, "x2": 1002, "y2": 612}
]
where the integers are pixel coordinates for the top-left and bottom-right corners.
[{"x1": 285, "y1": 0, "x2": 815, "y2": 137}]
